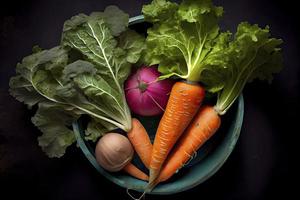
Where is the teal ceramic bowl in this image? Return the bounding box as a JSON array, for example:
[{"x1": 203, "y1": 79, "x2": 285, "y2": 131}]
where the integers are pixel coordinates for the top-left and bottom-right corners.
[{"x1": 72, "y1": 15, "x2": 244, "y2": 195}]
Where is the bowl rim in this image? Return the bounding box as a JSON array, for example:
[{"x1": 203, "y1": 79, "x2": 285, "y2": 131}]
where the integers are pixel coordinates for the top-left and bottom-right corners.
[{"x1": 72, "y1": 15, "x2": 244, "y2": 195}]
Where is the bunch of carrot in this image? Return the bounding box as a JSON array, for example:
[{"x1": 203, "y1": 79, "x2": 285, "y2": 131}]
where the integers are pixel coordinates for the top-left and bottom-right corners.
[
  {"x1": 148, "y1": 82, "x2": 221, "y2": 190},
  {"x1": 122, "y1": 81, "x2": 222, "y2": 191},
  {"x1": 104, "y1": 82, "x2": 216, "y2": 185}
]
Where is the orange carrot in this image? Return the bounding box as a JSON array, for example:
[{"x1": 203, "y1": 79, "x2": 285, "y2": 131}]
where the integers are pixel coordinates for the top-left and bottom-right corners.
[
  {"x1": 149, "y1": 105, "x2": 221, "y2": 189},
  {"x1": 127, "y1": 118, "x2": 152, "y2": 169},
  {"x1": 123, "y1": 163, "x2": 149, "y2": 181},
  {"x1": 149, "y1": 81, "x2": 205, "y2": 183}
]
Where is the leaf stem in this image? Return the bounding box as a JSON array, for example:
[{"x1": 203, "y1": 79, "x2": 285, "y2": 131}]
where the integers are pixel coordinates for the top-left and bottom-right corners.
[{"x1": 71, "y1": 104, "x2": 126, "y2": 130}]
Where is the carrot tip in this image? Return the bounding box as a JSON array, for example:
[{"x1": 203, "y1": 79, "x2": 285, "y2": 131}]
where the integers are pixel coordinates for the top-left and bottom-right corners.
[
  {"x1": 149, "y1": 169, "x2": 159, "y2": 183},
  {"x1": 145, "y1": 179, "x2": 159, "y2": 193}
]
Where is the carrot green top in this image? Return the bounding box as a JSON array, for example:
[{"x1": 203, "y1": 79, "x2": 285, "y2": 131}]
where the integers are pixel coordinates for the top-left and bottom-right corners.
[
  {"x1": 214, "y1": 22, "x2": 283, "y2": 115},
  {"x1": 142, "y1": 0, "x2": 230, "y2": 92},
  {"x1": 143, "y1": 0, "x2": 283, "y2": 114}
]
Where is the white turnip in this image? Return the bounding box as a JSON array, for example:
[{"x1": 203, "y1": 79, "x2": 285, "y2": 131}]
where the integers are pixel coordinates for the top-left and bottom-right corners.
[{"x1": 95, "y1": 133, "x2": 134, "y2": 172}]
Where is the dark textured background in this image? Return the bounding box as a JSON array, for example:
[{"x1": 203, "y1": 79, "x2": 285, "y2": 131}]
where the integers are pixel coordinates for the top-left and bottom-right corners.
[{"x1": 0, "y1": 0, "x2": 298, "y2": 199}]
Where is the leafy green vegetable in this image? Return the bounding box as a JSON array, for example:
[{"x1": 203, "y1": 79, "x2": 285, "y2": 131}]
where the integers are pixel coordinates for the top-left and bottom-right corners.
[
  {"x1": 142, "y1": 0, "x2": 228, "y2": 91},
  {"x1": 61, "y1": 8, "x2": 145, "y2": 131},
  {"x1": 9, "y1": 6, "x2": 145, "y2": 157},
  {"x1": 9, "y1": 46, "x2": 68, "y2": 109},
  {"x1": 62, "y1": 6, "x2": 129, "y2": 37},
  {"x1": 214, "y1": 22, "x2": 283, "y2": 115},
  {"x1": 9, "y1": 47, "x2": 81, "y2": 157},
  {"x1": 32, "y1": 102, "x2": 79, "y2": 158},
  {"x1": 85, "y1": 119, "x2": 116, "y2": 142},
  {"x1": 143, "y1": 0, "x2": 283, "y2": 111},
  {"x1": 142, "y1": 0, "x2": 178, "y2": 23}
]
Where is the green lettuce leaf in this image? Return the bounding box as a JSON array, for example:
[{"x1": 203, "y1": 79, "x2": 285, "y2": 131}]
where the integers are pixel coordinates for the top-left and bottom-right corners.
[
  {"x1": 142, "y1": 0, "x2": 178, "y2": 23},
  {"x1": 62, "y1": 6, "x2": 129, "y2": 37},
  {"x1": 9, "y1": 47, "x2": 80, "y2": 157},
  {"x1": 215, "y1": 22, "x2": 283, "y2": 114},
  {"x1": 32, "y1": 102, "x2": 79, "y2": 158},
  {"x1": 142, "y1": 0, "x2": 227, "y2": 89},
  {"x1": 9, "y1": 75, "x2": 45, "y2": 109},
  {"x1": 9, "y1": 6, "x2": 145, "y2": 157},
  {"x1": 117, "y1": 29, "x2": 146, "y2": 64},
  {"x1": 62, "y1": 60, "x2": 97, "y2": 80},
  {"x1": 9, "y1": 47, "x2": 68, "y2": 108},
  {"x1": 85, "y1": 119, "x2": 117, "y2": 142},
  {"x1": 61, "y1": 10, "x2": 145, "y2": 131}
]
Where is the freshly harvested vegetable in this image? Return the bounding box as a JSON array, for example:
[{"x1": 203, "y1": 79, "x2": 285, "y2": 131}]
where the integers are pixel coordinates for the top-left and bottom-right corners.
[
  {"x1": 148, "y1": 81, "x2": 205, "y2": 182},
  {"x1": 214, "y1": 22, "x2": 283, "y2": 115},
  {"x1": 142, "y1": 0, "x2": 230, "y2": 92},
  {"x1": 127, "y1": 118, "x2": 153, "y2": 168},
  {"x1": 142, "y1": 0, "x2": 226, "y2": 183},
  {"x1": 95, "y1": 132, "x2": 149, "y2": 180},
  {"x1": 147, "y1": 22, "x2": 283, "y2": 191},
  {"x1": 149, "y1": 106, "x2": 220, "y2": 188},
  {"x1": 95, "y1": 132, "x2": 134, "y2": 172},
  {"x1": 125, "y1": 66, "x2": 173, "y2": 116},
  {"x1": 9, "y1": 6, "x2": 145, "y2": 158}
]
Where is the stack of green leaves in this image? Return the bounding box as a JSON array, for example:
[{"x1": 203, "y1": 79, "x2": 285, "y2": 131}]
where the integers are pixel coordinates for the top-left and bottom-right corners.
[
  {"x1": 142, "y1": 0, "x2": 283, "y2": 115},
  {"x1": 9, "y1": 6, "x2": 145, "y2": 158}
]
